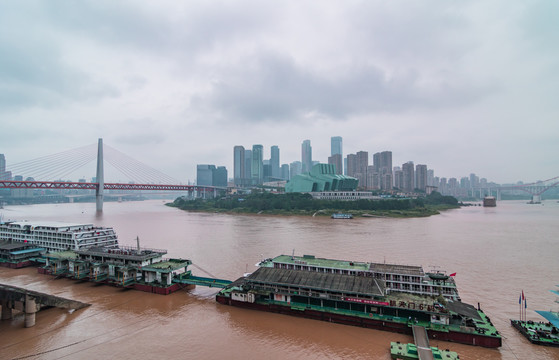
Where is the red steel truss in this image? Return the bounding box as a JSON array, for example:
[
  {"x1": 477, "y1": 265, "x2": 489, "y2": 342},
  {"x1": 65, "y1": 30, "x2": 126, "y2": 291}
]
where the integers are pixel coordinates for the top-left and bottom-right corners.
[{"x1": 0, "y1": 180, "x2": 217, "y2": 192}]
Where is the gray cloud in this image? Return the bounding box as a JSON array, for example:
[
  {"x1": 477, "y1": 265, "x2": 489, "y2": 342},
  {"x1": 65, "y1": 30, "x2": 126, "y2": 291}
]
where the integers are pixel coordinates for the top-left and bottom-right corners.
[
  {"x1": 0, "y1": 1, "x2": 557, "y2": 183},
  {"x1": 0, "y1": 3, "x2": 119, "y2": 111},
  {"x1": 197, "y1": 50, "x2": 490, "y2": 123}
]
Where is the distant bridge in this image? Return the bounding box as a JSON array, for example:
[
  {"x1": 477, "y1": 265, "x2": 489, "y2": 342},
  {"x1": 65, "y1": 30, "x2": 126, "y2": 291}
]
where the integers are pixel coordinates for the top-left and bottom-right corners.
[
  {"x1": 471, "y1": 176, "x2": 559, "y2": 202},
  {"x1": 0, "y1": 180, "x2": 217, "y2": 192},
  {"x1": 0, "y1": 139, "x2": 223, "y2": 211}
]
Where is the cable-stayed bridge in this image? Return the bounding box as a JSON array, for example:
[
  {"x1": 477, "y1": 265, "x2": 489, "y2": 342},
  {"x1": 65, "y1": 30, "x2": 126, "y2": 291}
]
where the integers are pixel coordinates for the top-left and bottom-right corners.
[{"x1": 0, "y1": 139, "x2": 220, "y2": 211}]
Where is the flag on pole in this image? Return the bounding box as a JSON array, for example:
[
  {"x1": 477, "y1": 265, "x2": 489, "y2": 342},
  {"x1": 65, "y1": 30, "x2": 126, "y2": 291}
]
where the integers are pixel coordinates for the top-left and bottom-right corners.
[
  {"x1": 449, "y1": 273, "x2": 456, "y2": 277},
  {"x1": 519, "y1": 292, "x2": 522, "y2": 321},
  {"x1": 522, "y1": 290, "x2": 525, "y2": 300},
  {"x1": 525, "y1": 297, "x2": 527, "y2": 309}
]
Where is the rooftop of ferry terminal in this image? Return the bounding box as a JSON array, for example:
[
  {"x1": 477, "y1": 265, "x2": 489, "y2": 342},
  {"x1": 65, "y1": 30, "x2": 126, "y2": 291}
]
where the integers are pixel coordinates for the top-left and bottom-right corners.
[
  {"x1": 1, "y1": 220, "x2": 104, "y2": 229},
  {"x1": 261, "y1": 254, "x2": 425, "y2": 275}
]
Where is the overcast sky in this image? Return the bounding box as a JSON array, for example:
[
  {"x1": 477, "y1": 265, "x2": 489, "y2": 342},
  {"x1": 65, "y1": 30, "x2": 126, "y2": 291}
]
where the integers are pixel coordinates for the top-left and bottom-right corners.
[{"x1": 1, "y1": 1, "x2": 557, "y2": 184}]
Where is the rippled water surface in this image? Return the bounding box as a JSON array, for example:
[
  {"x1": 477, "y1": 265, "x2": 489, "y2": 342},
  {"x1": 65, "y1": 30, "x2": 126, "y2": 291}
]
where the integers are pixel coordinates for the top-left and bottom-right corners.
[{"x1": 1, "y1": 200, "x2": 558, "y2": 359}]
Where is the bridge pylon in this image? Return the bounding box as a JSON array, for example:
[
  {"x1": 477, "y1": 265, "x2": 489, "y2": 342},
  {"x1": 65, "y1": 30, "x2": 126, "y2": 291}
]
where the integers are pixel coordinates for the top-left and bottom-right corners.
[{"x1": 96, "y1": 138, "x2": 104, "y2": 212}]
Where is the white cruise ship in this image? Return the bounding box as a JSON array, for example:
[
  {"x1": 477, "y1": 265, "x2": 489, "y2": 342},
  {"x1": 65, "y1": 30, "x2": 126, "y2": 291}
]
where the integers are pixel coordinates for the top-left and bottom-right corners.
[{"x1": 0, "y1": 221, "x2": 119, "y2": 252}]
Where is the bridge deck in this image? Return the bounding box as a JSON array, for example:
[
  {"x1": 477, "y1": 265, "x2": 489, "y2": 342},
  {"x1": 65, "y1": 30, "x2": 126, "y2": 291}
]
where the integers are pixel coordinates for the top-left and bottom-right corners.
[{"x1": 0, "y1": 283, "x2": 90, "y2": 310}]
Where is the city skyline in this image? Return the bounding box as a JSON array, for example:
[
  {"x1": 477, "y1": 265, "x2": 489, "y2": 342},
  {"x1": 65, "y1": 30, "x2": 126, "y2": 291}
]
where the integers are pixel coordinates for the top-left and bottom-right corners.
[
  {"x1": 1, "y1": 2, "x2": 557, "y2": 184},
  {"x1": 0, "y1": 137, "x2": 554, "y2": 188}
]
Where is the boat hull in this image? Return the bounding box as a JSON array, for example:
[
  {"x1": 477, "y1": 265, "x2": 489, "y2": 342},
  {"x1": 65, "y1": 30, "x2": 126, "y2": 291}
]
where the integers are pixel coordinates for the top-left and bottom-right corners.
[
  {"x1": 217, "y1": 295, "x2": 501, "y2": 348},
  {"x1": 0, "y1": 260, "x2": 33, "y2": 269}
]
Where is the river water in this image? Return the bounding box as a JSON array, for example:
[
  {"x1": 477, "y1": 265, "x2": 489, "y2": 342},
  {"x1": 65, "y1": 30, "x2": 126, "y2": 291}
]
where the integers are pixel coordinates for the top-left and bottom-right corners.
[{"x1": 1, "y1": 200, "x2": 558, "y2": 359}]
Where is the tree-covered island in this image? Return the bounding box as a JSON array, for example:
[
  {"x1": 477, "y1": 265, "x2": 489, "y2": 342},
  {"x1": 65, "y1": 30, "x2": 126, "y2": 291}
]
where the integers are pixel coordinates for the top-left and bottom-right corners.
[{"x1": 168, "y1": 191, "x2": 460, "y2": 218}]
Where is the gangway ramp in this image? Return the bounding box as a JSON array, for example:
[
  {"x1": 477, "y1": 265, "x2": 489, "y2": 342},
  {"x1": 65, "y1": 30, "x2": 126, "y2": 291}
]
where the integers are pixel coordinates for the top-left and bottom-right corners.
[
  {"x1": 173, "y1": 274, "x2": 231, "y2": 288},
  {"x1": 412, "y1": 325, "x2": 434, "y2": 360}
]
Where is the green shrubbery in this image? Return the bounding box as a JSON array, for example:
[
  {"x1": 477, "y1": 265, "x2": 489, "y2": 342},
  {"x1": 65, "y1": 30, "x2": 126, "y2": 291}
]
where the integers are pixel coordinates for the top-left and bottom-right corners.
[{"x1": 169, "y1": 191, "x2": 459, "y2": 216}]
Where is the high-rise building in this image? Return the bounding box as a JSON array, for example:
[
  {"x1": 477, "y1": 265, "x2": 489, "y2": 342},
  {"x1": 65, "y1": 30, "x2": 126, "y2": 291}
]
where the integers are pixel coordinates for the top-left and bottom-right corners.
[
  {"x1": 439, "y1": 177, "x2": 447, "y2": 195},
  {"x1": 197, "y1": 164, "x2": 216, "y2": 186},
  {"x1": 233, "y1": 146, "x2": 245, "y2": 186},
  {"x1": 427, "y1": 169, "x2": 435, "y2": 187},
  {"x1": 374, "y1": 151, "x2": 393, "y2": 190},
  {"x1": 301, "y1": 140, "x2": 312, "y2": 173},
  {"x1": 373, "y1": 153, "x2": 381, "y2": 173},
  {"x1": 366, "y1": 165, "x2": 380, "y2": 190},
  {"x1": 0, "y1": 154, "x2": 9, "y2": 180},
  {"x1": 263, "y1": 160, "x2": 271, "y2": 183},
  {"x1": 469, "y1": 173, "x2": 479, "y2": 189},
  {"x1": 346, "y1": 154, "x2": 357, "y2": 178},
  {"x1": 415, "y1": 164, "x2": 428, "y2": 191},
  {"x1": 251, "y1": 145, "x2": 263, "y2": 185},
  {"x1": 356, "y1": 151, "x2": 368, "y2": 189},
  {"x1": 270, "y1": 145, "x2": 280, "y2": 180},
  {"x1": 331, "y1": 136, "x2": 343, "y2": 174},
  {"x1": 331, "y1": 136, "x2": 342, "y2": 155},
  {"x1": 244, "y1": 150, "x2": 252, "y2": 182},
  {"x1": 393, "y1": 166, "x2": 404, "y2": 190},
  {"x1": 281, "y1": 164, "x2": 290, "y2": 180},
  {"x1": 0, "y1": 154, "x2": 5, "y2": 173},
  {"x1": 214, "y1": 166, "x2": 228, "y2": 187},
  {"x1": 289, "y1": 161, "x2": 302, "y2": 179},
  {"x1": 328, "y1": 154, "x2": 343, "y2": 175},
  {"x1": 402, "y1": 161, "x2": 415, "y2": 192}
]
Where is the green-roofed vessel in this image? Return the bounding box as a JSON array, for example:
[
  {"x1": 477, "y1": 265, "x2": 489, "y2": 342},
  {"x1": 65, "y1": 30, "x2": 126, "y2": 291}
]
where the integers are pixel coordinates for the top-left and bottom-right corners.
[
  {"x1": 510, "y1": 287, "x2": 559, "y2": 347},
  {"x1": 216, "y1": 254, "x2": 501, "y2": 348}
]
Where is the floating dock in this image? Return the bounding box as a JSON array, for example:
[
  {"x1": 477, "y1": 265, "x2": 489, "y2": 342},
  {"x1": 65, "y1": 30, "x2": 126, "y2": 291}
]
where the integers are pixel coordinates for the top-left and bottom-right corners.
[
  {"x1": 37, "y1": 245, "x2": 231, "y2": 295},
  {"x1": 390, "y1": 325, "x2": 459, "y2": 359}
]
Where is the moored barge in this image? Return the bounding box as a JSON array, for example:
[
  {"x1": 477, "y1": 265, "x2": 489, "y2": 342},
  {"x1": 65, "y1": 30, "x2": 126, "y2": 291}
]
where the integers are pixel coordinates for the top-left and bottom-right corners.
[
  {"x1": 510, "y1": 288, "x2": 559, "y2": 347},
  {"x1": 216, "y1": 254, "x2": 501, "y2": 348}
]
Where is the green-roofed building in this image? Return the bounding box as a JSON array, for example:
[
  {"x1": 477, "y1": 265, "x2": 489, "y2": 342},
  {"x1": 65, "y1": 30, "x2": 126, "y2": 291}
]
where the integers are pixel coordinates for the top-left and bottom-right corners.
[{"x1": 285, "y1": 163, "x2": 358, "y2": 193}]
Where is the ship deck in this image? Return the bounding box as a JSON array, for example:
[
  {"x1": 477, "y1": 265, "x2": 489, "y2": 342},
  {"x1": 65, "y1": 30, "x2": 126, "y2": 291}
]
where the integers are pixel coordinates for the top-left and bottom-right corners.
[{"x1": 511, "y1": 319, "x2": 559, "y2": 346}]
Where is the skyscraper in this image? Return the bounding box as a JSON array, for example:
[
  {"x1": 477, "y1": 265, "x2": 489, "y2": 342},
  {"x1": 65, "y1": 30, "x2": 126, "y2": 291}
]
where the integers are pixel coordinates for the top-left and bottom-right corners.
[
  {"x1": 251, "y1": 145, "x2": 263, "y2": 185},
  {"x1": 378, "y1": 151, "x2": 393, "y2": 190},
  {"x1": 346, "y1": 154, "x2": 357, "y2": 178},
  {"x1": 244, "y1": 150, "x2": 252, "y2": 182},
  {"x1": 393, "y1": 166, "x2": 404, "y2": 190},
  {"x1": 290, "y1": 161, "x2": 302, "y2": 179},
  {"x1": 328, "y1": 154, "x2": 343, "y2": 175},
  {"x1": 427, "y1": 169, "x2": 435, "y2": 187},
  {"x1": 402, "y1": 161, "x2": 415, "y2": 192},
  {"x1": 356, "y1": 151, "x2": 368, "y2": 189},
  {"x1": 415, "y1": 164, "x2": 428, "y2": 191},
  {"x1": 214, "y1": 166, "x2": 228, "y2": 187},
  {"x1": 281, "y1": 164, "x2": 290, "y2": 180},
  {"x1": 197, "y1": 164, "x2": 216, "y2": 186},
  {"x1": 0, "y1": 154, "x2": 5, "y2": 173},
  {"x1": 270, "y1": 145, "x2": 280, "y2": 180},
  {"x1": 0, "y1": 154, "x2": 8, "y2": 180},
  {"x1": 330, "y1": 136, "x2": 343, "y2": 175},
  {"x1": 301, "y1": 140, "x2": 312, "y2": 173},
  {"x1": 331, "y1": 136, "x2": 342, "y2": 155},
  {"x1": 233, "y1": 146, "x2": 245, "y2": 186}
]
